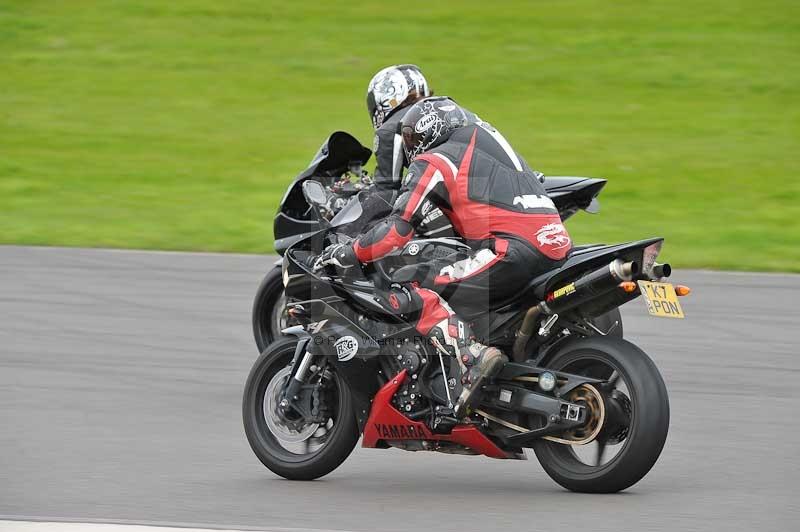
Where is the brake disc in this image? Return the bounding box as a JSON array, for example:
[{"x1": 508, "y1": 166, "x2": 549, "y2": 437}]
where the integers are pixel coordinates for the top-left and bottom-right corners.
[{"x1": 263, "y1": 366, "x2": 319, "y2": 444}]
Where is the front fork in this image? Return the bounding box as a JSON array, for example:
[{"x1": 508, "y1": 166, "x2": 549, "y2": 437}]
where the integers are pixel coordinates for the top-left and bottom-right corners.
[{"x1": 279, "y1": 326, "x2": 314, "y2": 411}]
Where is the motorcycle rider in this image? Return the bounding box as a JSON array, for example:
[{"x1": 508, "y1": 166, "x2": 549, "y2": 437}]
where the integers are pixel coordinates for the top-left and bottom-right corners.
[
  {"x1": 367, "y1": 64, "x2": 432, "y2": 188},
  {"x1": 315, "y1": 97, "x2": 572, "y2": 417},
  {"x1": 365, "y1": 65, "x2": 453, "y2": 237}
]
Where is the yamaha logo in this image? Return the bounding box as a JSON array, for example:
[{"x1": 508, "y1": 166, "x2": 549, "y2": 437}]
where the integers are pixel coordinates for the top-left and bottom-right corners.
[{"x1": 407, "y1": 243, "x2": 420, "y2": 256}]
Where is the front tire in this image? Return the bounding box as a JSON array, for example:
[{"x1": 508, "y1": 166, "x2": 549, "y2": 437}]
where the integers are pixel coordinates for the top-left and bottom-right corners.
[
  {"x1": 243, "y1": 338, "x2": 359, "y2": 480},
  {"x1": 252, "y1": 267, "x2": 287, "y2": 353},
  {"x1": 533, "y1": 337, "x2": 669, "y2": 493}
]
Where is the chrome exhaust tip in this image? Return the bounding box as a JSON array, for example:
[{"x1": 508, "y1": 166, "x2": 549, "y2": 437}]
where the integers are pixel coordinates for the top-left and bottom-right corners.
[{"x1": 610, "y1": 259, "x2": 638, "y2": 281}]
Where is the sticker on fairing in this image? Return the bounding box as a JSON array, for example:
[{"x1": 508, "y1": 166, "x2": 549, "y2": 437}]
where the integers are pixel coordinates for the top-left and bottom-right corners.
[{"x1": 334, "y1": 335, "x2": 359, "y2": 362}]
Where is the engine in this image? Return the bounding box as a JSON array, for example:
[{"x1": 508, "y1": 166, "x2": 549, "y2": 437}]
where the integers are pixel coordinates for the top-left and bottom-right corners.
[
  {"x1": 392, "y1": 347, "x2": 426, "y2": 415},
  {"x1": 389, "y1": 341, "x2": 462, "y2": 419}
]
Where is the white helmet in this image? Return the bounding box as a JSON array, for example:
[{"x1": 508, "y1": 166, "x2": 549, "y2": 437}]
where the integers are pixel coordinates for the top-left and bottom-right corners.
[{"x1": 366, "y1": 64, "x2": 431, "y2": 130}]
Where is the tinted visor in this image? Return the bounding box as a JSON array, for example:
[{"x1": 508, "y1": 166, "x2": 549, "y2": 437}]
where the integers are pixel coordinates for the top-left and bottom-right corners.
[
  {"x1": 401, "y1": 125, "x2": 425, "y2": 162},
  {"x1": 366, "y1": 91, "x2": 382, "y2": 130}
]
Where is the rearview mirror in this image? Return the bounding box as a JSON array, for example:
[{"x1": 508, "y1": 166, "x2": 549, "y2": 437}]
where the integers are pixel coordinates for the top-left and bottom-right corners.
[{"x1": 302, "y1": 180, "x2": 328, "y2": 207}]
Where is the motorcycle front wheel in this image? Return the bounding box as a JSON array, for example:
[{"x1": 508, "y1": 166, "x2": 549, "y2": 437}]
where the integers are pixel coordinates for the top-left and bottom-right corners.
[{"x1": 242, "y1": 338, "x2": 359, "y2": 480}]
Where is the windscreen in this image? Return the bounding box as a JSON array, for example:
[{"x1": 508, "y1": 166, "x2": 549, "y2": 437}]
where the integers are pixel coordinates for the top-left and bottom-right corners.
[{"x1": 330, "y1": 196, "x2": 364, "y2": 226}]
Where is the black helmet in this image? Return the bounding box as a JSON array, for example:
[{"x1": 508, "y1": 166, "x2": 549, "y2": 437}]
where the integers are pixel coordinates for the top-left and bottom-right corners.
[
  {"x1": 400, "y1": 97, "x2": 470, "y2": 161},
  {"x1": 366, "y1": 64, "x2": 431, "y2": 130}
]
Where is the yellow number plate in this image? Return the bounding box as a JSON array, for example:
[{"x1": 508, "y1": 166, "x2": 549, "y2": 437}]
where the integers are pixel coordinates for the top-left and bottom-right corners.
[{"x1": 637, "y1": 281, "x2": 685, "y2": 319}]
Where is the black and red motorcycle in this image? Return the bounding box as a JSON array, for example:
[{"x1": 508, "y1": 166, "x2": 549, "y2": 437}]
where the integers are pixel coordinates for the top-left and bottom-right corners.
[
  {"x1": 243, "y1": 180, "x2": 687, "y2": 493},
  {"x1": 252, "y1": 131, "x2": 619, "y2": 351}
]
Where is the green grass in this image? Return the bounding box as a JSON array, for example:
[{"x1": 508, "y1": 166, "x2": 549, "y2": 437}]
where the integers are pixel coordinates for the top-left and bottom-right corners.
[{"x1": 1, "y1": 0, "x2": 798, "y2": 271}]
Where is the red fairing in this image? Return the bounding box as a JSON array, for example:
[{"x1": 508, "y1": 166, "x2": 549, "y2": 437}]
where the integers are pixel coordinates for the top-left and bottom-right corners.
[
  {"x1": 362, "y1": 370, "x2": 514, "y2": 459},
  {"x1": 353, "y1": 223, "x2": 413, "y2": 263},
  {"x1": 414, "y1": 288, "x2": 451, "y2": 335}
]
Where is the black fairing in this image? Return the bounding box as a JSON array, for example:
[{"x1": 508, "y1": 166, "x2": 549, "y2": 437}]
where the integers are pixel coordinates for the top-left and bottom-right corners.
[
  {"x1": 528, "y1": 238, "x2": 664, "y2": 299},
  {"x1": 274, "y1": 132, "x2": 372, "y2": 254},
  {"x1": 305, "y1": 132, "x2": 373, "y2": 177},
  {"x1": 300, "y1": 298, "x2": 393, "y2": 430},
  {"x1": 303, "y1": 299, "x2": 381, "y2": 359},
  {"x1": 466, "y1": 238, "x2": 662, "y2": 343},
  {"x1": 543, "y1": 177, "x2": 607, "y2": 221}
]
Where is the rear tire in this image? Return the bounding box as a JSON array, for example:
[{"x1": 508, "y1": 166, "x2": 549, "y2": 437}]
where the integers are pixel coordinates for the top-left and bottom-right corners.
[
  {"x1": 533, "y1": 337, "x2": 669, "y2": 493},
  {"x1": 243, "y1": 338, "x2": 359, "y2": 480},
  {"x1": 252, "y1": 267, "x2": 286, "y2": 353}
]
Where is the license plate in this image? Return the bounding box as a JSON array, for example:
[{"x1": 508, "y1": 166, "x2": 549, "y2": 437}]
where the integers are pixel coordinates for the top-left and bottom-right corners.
[{"x1": 637, "y1": 281, "x2": 685, "y2": 319}]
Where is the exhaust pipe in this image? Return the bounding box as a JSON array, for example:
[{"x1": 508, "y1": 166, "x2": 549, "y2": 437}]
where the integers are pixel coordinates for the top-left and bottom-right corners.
[
  {"x1": 651, "y1": 262, "x2": 671, "y2": 279},
  {"x1": 511, "y1": 306, "x2": 542, "y2": 362},
  {"x1": 540, "y1": 259, "x2": 638, "y2": 315},
  {"x1": 512, "y1": 259, "x2": 637, "y2": 361}
]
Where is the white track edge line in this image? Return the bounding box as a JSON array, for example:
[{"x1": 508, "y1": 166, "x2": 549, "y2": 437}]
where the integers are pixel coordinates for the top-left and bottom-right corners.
[{"x1": 0, "y1": 517, "x2": 355, "y2": 532}]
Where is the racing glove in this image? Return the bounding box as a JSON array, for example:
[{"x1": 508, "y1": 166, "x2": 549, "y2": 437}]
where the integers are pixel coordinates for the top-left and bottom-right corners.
[{"x1": 313, "y1": 243, "x2": 359, "y2": 271}]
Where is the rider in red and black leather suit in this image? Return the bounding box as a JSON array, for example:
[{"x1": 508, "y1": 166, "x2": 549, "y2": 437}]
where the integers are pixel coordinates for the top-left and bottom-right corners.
[{"x1": 315, "y1": 97, "x2": 572, "y2": 416}]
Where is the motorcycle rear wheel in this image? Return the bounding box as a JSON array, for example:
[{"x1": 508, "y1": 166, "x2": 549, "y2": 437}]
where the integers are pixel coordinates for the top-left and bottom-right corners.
[
  {"x1": 533, "y1": 337, "x2": 669, "y2": 493},
  {"x1": 243, "y1": 338, "x2": 359, "y2": 480}
]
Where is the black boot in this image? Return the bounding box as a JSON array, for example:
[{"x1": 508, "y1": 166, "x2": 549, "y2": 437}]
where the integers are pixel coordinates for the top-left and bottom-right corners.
[
  {"x1": 453, "y1": 343, "x2": 507, "y2": 418},
  {"x1": 427, "y1": 317, "x2": 508, "y2": 419}
]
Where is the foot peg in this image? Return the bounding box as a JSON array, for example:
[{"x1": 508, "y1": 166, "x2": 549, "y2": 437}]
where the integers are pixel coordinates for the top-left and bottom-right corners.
[{"x1": 431, "y1": 406, "x2": 458, "y2": 434}]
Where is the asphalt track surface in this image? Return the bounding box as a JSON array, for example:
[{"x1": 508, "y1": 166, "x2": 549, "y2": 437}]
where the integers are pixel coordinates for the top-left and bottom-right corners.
[{"x1": 1, "y1": 246, "x2": 798, "y2": 532}]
